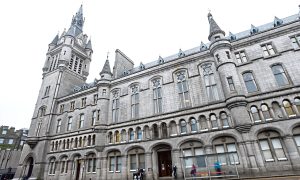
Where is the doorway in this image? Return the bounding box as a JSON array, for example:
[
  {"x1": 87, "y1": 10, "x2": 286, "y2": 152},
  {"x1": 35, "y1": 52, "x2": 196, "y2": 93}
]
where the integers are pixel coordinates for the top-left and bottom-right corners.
[
  {"x1": 157, "y1": 150, "x2": 172, "y2": 177},
  {"x1": 75, "y1": 160, "x2": 81, "y2": 180}
]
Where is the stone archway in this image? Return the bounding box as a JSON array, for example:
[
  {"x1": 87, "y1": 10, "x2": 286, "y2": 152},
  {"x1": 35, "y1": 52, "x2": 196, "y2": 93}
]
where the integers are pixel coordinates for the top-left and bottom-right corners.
[
  {"x1": 21, "y1": 157, "x2": 34, "y2": 179},
  {"x1": 151, "y1": 143, "x2": 173, "y2": 178}
]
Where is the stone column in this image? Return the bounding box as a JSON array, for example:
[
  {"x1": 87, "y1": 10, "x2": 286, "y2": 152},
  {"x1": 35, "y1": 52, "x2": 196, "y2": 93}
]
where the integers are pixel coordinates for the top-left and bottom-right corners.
[
  {"x1": 291, "y1": 104, "x2": 299, "y2": 116},
  {"x1": 100, "y1": 157, "x2": 107, "y2": 180},
  {"x1": 281, "y1": 106, "x2": 288, "y2": 118},
  {"x1": 258, "y1": 109, "x2": 265, "y2": 122},
  {"x1": 122, "y1": 155, "x2": 128, "y2": 179},
  {"x1": 151, "y1": 151, "x2": 158, "y2": 180},
  {"x1": 172, "y1": 149, "x2": 183, "y2": 179},
  {"x1": 145, "y1": 152, "x2": 153, "y2": 179},
  {"x1": 269, "y1": 108, "x2": 276, "y2": 120},
  {"x1": 282, "y1": 135, "x2": 300, "y2": 170},
  {"x1": 252, "y1": 141, "x2": 266, "y2": 172}
]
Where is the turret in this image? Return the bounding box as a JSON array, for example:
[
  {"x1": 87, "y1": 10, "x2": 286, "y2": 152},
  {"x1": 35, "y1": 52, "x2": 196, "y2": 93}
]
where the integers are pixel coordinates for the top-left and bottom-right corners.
[
  {"x1": 207, "y1": 13, "x2": 251, "y2": 128},
  {"x1": 100, "y1": 57, "x2": 113, "y2": 80}
]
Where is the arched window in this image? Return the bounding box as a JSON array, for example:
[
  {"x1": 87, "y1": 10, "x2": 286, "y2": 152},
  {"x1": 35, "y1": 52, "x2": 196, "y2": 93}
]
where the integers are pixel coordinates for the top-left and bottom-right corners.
[
  {"x1": 283, "y1": 100, "x2": 295, "y2": 117},
  {"x1": 144, "y1": 126, "x2": 151, "y2": 140},
  {"x1": 250, "y1": 106, "x2": 261, "y2": 122},
  {"x1": 129, "y1": 129, "x2": 134, "y2": 141},
  {"x1": 161, "y1": 123, "x2": 168, "y2": 138},
  {"x1": 190, "y1": 118, "x2": 197, "y2": 132},
  {"x1": 56, "y1": 119, "x2": 62, "y2": 133},
  {"x1": 243, "y1": 72, "x2": 258, "y2": 93},
  {"x1": 180, "y1": 120, "x2": 187, "y2": 134},
  {"x1": 210, "y1": 114, "x2": 218, "y2": 129},
  {"x1": 153, "y1": 79, "x2": 163, "y2": 114},
  {"x1": 169, "y1": 121, "x2": 177, "y2": 136},
  {"x1": 261, "y1": 104, "x2": 272, "y2": 121},
  {"x1": 202, "y1": 63, "x2": 219, "y2": 101},
  {"x1": 137, "y1": 127, "x2": 142, "y2": 140},
  {"x1": 62, "y1": 140, "x2": 66, "y2": 150},
  {"x1": 115, "y1": 131, "x2": 120, "y2": 143},
  {"x1": 199, "y1": 115, "x2": 208, "y2": 131},
  {"x1": 108, "y1": 151, "x2": 121, "y2": 172},
  {"x1": 79, "y1": 137, "x2": 82, "y2": 147},
  {"x1": 55, "y1": 141, "x2": 59, "y2": 151},
  {"x1": 176, "y1": 71, "x2": 191, "y2": 108},
  {"x1": 87, "y1": 136, "x2": 91, "y2": 146},
  {"x1": 66, "y1": 139, "x2": 70, "y2": 149},
  {"x1": 79, "y1": 114, "x2": 84, "y2": 128},
  {"x1": 271, "y1": 64, "x2": 289, "y2": 86},
  {"x1": 131, "y1": 85, "x2": 139, "y2": 118},
  {"x1": 213, "y1": 137, "x2": 239, "y2": 165},
  {"x1": 258, "y1": 130, "x2": 287, "y2": 161},
  {"x1": 108, "y1": 132, "x2": 113, "y2": 144},
  {"x1": 92, "y1": 135, "x2": 96, "y2": 146},
  {"x1": 272, "y1": 102, "x2": 283, "y2": 119},
  {"x1": 112, "y1": 91, "x2": 120, "y2": 122},
  {"x1": 152, "y1": 124, "x2": 159, "y2": 139},
  {"x1": 51, "y1": 141, "x2": 54, "y2": 151},
  {"x1": 38, "y1": 106, "x2": 46, "y2": 117},
  {"x1": 74, "y1": 138, "x2": 78, "y2": 148},
  {"x1": 294, "y1": 97, "x2": 300, "y2": 113},
  {"x1": 128, "y1": 148, "x2": 145, "y2": 171},
  {"x1": 60, "y1": 156, "x2": 68, "y2": 174},
  {"x1": 220, "y1": 112, "x2": 229, "y2": 128},
  {"x1": 87, "y1": 153, "x2": 96, "y2": 173},
  {"x1": 121, "y1": 130, "x2": 126, "y2": 142},
  {"x1": 48, "y1": 157, "x2": 56, "y2": 175}
]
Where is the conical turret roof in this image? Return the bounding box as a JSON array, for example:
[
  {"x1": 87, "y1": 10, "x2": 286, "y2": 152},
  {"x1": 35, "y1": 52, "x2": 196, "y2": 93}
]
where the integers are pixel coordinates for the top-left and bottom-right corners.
[
  {"x1": 50, "y1": 34, "x2": 59, "y2": 45},
  {"x1": 100, "y1": 59, "x2": 112, "y2": 75},
  {"x1": 85, "y1": 39, "x2": 92, "y2": 50},
  {"x1": 208, "y1": 12, "x2": 225, "y2": 40}
]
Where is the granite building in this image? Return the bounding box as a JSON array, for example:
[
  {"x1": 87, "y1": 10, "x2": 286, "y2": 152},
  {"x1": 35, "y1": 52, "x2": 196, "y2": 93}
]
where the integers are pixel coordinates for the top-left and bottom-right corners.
[{"x1": 14, "y1": 4, "x2": 300, "y2": 180}]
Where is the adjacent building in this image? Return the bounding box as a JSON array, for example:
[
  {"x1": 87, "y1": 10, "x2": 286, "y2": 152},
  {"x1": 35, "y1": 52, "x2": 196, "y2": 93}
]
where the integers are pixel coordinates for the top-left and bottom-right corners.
[{"x1": 14, "y1": 4, "x2": 300, "y2": 180}]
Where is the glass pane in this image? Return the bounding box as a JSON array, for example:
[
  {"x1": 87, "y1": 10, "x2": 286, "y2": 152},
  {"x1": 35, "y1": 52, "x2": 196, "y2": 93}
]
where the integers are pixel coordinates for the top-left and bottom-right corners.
[
  {"x1": 245, "y1": 80, "x2": 257, "y2": 93},
  {"x1": 182, "y1": 81, "x2": 188, "y2": 92},
  {"x1": 271, "y1": 138, "x2": 282, "y2": 149},
  {"x1": 275, "y1": 74, "x2": 289, "y2": 86},
  {"x1": 215, "y1": 145, "x2": 225, "y2": 153},
  {"x1": 139, "y1": 154, "x2": 145, "y2": 169},
  {"x1": 110, "y1": 157, "x2": 115, "y2": 171},
  {"x1": 263, "y1": 150, "x2": 273, "y2": 161},
  {"x1": 195, "y1": 148, "x2": 204, "y2": 155},
  {"x1": 294, "y1": 135, "x2": 300, "y2": 147},
  {"x1": 227, "y1": 144, "x2": 237, "y2": 152},
  {"x1": 177, "y1": 83, "x2": 183, "y2": 93},
  {"x1": 259, "y1": 140, "x2": 270, "y2": 150},
  {"x1": 130, "y1": 155, "x2": 136, "y2": 170},
  {"x1": 116, "y1": 156, "x2": 121, "y2": 171}
]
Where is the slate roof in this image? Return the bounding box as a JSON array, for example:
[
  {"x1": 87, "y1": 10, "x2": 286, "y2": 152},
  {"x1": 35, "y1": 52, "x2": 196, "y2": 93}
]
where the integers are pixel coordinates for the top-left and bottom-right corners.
[
  {"x1": 49, "y1": 34, "x2": 59, "y2": 45},
  {"x1": 100, "y1": 59, "x2": 113, "y2": 75},
  {"x1": 85, "y1": 39, "x2": 92, "y2": 50}
]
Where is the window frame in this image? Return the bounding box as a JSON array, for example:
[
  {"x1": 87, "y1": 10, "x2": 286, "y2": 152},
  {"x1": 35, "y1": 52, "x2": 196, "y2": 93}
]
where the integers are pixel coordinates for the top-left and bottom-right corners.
[{"x1": 243, "y1": 71, "x2": 259, "y2": 93}]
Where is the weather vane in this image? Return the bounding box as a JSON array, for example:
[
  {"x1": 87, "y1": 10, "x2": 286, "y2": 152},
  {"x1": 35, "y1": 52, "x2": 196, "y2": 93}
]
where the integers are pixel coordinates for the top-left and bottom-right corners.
[{"x1": 106, "y1": 51, "x2": 110, "y2": 60}]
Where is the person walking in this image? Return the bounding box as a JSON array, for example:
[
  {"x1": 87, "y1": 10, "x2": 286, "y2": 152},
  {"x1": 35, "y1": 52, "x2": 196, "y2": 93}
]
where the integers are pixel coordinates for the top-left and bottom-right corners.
[
  {"x1": 173, "y1": 165, "x2": 177, "y2": 178},
  {"x1": 190, "y1": 164, "x2": 196, "y2": 179}
]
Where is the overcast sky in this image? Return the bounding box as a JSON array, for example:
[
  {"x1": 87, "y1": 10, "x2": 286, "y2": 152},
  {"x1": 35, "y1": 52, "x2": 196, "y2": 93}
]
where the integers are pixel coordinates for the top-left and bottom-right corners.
[{"x1": 0, "y1": 0, "x2": 299, "y2": 129}]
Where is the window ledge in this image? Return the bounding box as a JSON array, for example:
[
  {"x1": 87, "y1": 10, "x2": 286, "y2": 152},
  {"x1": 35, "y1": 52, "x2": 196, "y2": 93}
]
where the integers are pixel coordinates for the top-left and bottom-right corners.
[
  {"x1": 222, "y1": 126, "x2": 230, "y2": 128},
  {"x1": 278, "y1": 158, "x2": 288, "y2": 161},
  {"x1": 109, "y1": 171, "x2": 114, "y2": 173},
  {"x1": 265, "y1": 159, "x2": 275, "y2": 162},
  {"x1": 115, "y1": 171, "x2": 121, "y2": 173},
  {"x1": 254, "y1": 120, "x2": 262, "y2": 123},
  {"x1": 265, "y1": 118, "x2": 273, "y2": 121},
  {"x1": 191, "y1": 131, "x2": 197, "y2": 133},
  {"x1": 289, "y1": 114, "x2": 296, "y2": 118},
  {"x1": 170, "y1": 134, "x2": 177, "y2": 136},
  {"x1": 130, "y1": 170, "x2": 136, "y2": 172},
  {"x1": 212, "y1": 127, "x2": 218, "y2": 130},
  {"x1": 200, "y1": 129, "x2": 208, "y2": 132},
  {"x1": 263, "y1": 53, "x2": 281, "y2": 60}
]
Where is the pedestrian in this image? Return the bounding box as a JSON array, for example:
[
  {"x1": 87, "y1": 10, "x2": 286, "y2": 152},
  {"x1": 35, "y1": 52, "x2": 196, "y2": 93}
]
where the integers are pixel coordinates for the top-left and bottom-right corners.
[
  {"x1": 190, "y1": 164, "x2": 196, "y2": 179},
  {"x1": 173, "y1": 165, "x2": 177, "y2": 178},
  {"x1": 214, "y1": 161, "x2": 221, "y2": 175}
]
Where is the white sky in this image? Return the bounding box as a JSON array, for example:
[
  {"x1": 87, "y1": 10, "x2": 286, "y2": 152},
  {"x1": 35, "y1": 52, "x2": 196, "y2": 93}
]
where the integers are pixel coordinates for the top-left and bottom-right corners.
[{"x1": 0, "y1": 0, "x2": 299, "y2": 129}]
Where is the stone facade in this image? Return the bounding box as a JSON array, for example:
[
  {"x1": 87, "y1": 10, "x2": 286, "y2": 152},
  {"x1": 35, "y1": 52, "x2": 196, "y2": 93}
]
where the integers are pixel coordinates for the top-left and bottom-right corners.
[{"x1": 14, "y1": 5, "x2": 300, "y2": 180}]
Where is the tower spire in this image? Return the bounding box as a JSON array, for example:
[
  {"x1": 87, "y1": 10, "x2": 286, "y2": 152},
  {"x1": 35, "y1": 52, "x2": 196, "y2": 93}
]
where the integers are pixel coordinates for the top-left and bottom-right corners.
[
  {"x1": 66, "y1": 5, "x2": 84, "y2": 37},
  {"x1": 207, "y1": 12, "x2": 225, "y2": 41}
]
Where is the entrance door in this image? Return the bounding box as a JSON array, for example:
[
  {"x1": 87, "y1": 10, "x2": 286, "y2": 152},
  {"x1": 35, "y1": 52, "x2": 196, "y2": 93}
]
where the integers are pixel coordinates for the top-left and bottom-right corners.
[
  {"x1": 158, "y1": 151, "x2": 172, "y2": 177},
  {"x1": 75, "y1": 160, "x2": 81, "y2": 180}
]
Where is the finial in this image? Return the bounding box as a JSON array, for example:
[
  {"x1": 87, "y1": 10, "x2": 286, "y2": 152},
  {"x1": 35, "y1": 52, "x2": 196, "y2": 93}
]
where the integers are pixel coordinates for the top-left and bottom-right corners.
[{"x1": 106, "y1": 51, "x2": 110, "y2": 60}]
